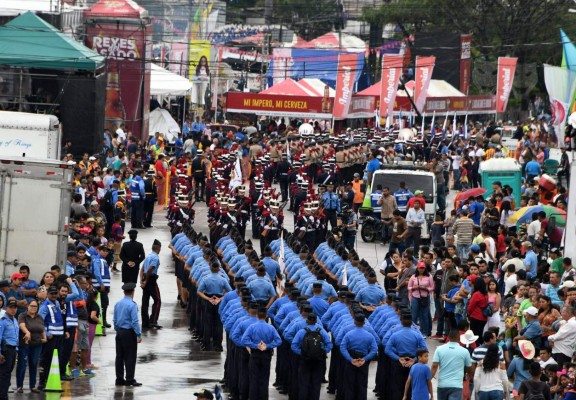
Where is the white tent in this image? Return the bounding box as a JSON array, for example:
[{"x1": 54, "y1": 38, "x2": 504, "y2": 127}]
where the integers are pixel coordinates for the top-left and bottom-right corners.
[
  {"x1": 150, "y1": 64, "x2": 192, "y2": 96},
  {"x1": 148, "y1": 108, "x2": 180, "y2": 143}
]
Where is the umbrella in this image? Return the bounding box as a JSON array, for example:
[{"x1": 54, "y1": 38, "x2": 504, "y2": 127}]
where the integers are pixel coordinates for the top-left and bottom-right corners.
[
  {"x1": 508, "y1": 205, "x2": 566, "y2": 227},
  {"x1": 455, "y1": 188, "x2": 487, "y2": 202}
]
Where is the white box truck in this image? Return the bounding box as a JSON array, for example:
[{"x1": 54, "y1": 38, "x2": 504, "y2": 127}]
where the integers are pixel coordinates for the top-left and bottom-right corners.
[
  {"x1": 0, "y1": 111, "x2": 61, "y2": 159},
  {"x1": 0, "y1": 157, "x2": 73, "y2": 281}
]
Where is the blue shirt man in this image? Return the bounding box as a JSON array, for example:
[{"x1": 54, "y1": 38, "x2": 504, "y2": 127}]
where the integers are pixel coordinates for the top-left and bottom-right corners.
[
  {"x1": 385, "y1": 319, "x2": 427, "y2": 361},
  {"x1": 321, "y1": 191, "x2": 340, "y2": 212},
  {"x1": 394, "y1": 187, "x2": 414, "y2": 213},
  {"x1": 340, "y1": 317, "x2": 378, "y2": 363},
  {"x1": 291, "y1": 314, "x2": 332, "y2": 356},
  {"x1": 142, "y1": 250, "x2": 161, "y2": 276},
  {"x1": 525, "y1": 160, "x2": 541, "y2": 178},
  {"x1": 355, "y1": 282, "x2": 386, "y2": 306},
  {"x1": 247, "y1": 273, "x2": 276, "y2": 304},
  {"x1": 241, "y1": 314, "x2": 282, "y2": 350},
  {"x1": 198, "y1": 269, "x2": 232, "y2": 296},
  {"x1": 523, "y1": 247, "x2": 538, "y2": 279},
  {"x1": 0, "y1": 301, "x2": 19, "y2": 350},
  {"x1": 113, "y1": 291, "x2": 142, "y2": 339}
]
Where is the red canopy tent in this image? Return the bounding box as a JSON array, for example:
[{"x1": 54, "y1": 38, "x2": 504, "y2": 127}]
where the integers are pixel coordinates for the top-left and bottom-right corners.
[{"x1": 260, "y1": 78, "x2": 318, "y2": 96}]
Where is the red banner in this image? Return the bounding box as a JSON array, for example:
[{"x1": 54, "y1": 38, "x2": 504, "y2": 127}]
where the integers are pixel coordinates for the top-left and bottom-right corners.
[
  {"x1": 460, "y1": 34, "x2": 472, "y2": 95},
  {"x1": 85, "y1": 24, "x2": 151, "y2": 139},
  {"x1": 414, "y1": 56, "x2": 436, "y2": 112},
  {"x1": 496, "y1": 57, "x2": 517, "y2": 113},
  {"x1": 226, "y1": 92, "x2": 333, "y2": 118},
  {"x1": 333, "y1": 53, "x2": 360, "y2": 119},
  {"x1": 379, "y1": 54, "x2": 404, "y2": 119}
]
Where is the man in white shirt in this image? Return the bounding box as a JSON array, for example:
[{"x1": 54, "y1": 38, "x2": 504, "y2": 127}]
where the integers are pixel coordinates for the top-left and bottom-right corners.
[
  {"x1": 116, "y1": 124, "x2": 126, "y2": 142},
  {"x1": 405, "y1": 200, "x2": 426, "y2": 254},
  {"x1": 504, "y1": 264, "x2": 518, "y2": 295},
  {"x1": 548, "y1": 304, "x2": 576, "y2": 366},
  {"x1": 527, "y1": 216, "x2": 541, "y2": 243}
]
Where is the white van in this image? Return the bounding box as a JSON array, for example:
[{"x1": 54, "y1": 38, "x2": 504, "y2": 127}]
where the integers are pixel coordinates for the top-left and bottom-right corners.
[{"x1": 365, "y1": 165, "x2": 437, "y2": 240}]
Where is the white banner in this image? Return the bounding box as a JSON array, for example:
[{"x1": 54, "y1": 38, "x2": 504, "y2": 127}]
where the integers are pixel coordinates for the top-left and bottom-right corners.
[{"x1": 544, "y1": 64, "x2": 576, "y2": 145}]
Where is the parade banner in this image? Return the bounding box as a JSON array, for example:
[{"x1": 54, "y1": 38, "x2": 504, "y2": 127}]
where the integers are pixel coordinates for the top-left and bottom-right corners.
[
  {"x1": 460, "y1": 34, "x2": 472, "y2": 95},
  {"x1": 333, "y1": 53, "x2": 361, "y2": 119},
  {"x1": 495, "y1": 57, "x2": 517, "y2": 113},
  {"x1": 226, "y1": 92, "x2": 333, "y2": 118},
  {"x1": 414, "y1": 56, "x2": 436, "y2": 112},
  {"x1": 379, "y1": 54, "x2": 404, "y2": 119}
]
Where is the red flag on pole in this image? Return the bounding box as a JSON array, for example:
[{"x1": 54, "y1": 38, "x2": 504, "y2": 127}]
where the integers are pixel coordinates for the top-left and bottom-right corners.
[
  {"x1": 333, "y1": 53, "x2": 360, "y2": 119},
  {"x1": 495, "y1": 57, "x2": 517, "y2": 113},
  {"x1": 414, "y1": 56, "x2": 436, "y2": 112},
  {"x1": 379, "y1": 54, "x2": 404, "y2": 120}
]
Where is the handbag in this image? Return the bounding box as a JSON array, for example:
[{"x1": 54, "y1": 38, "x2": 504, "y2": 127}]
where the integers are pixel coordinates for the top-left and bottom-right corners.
[{"x1": 417, "y1": 277, "x2": 428, "y2": 307}]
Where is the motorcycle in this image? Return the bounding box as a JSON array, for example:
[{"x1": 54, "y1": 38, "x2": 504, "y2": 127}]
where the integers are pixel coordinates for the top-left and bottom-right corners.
[{"x1": 360, "y1": 215, "x2": 383, "y2": 243}]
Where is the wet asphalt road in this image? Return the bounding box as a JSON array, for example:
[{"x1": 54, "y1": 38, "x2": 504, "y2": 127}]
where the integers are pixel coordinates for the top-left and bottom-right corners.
[{"x1": 10, "y1": 187, "x2": 455, "y2": 399}]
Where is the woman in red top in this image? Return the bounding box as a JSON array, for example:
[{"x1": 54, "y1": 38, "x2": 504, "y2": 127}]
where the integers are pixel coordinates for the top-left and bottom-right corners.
[
  {"x1": 467, "y1": 277, "x2": 488, "y2": 345},
  {"x1": 154, "y1": 154, "x2": 167, "y2": 206},
  {"x1": 496, "y1": 225, "x2": 507, "y2": 258}
]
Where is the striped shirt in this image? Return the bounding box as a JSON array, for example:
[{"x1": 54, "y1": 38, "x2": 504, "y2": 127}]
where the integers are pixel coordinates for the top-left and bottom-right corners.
[
  {"x1": 471, "y1": 344, "x2": 505, "y2": 363},
  {"x1": 452, "y1": 217, "x2": 475, "y2": 245}
]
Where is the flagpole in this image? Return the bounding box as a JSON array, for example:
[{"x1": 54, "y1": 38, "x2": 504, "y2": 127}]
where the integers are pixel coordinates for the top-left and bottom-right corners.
[{"x1": 421, "y1": 112, "x2": 425, "y2": 136}]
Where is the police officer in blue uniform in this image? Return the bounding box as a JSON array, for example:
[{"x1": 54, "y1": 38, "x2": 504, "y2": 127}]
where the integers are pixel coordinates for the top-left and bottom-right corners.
[
  {"x1": 198, "y1": 261, "x2": 232, "y2": 351},
  {"x1": 0, "y1": 280, "x2": 9, "y2": 309},
  {"x1": 141, "y1": 239, "x2": 162, "y2": 329},
  {"x1": 129, "y1": 170, "x2": 146, "y2": 229},
  {"x1": 340, "y1": 313, "x2": 378, "y2": 400},
  {"x1": 385, "y1": 311, "x2": 427, "y2": 400},
  {"x1": 241, "y1": 307, "x2": 282, "y2": 400},
  {"x1": 0, "y1": 300, "x2": 19, "y2": 400},
  {"x1": 291, "y1": 312, "x2": 332, "y2": 400},
  {"x1": 321, "y1": 182, "x2": 340, "y2": 230},
  {"x1": 38, "y1": 285, "x2": 70, "y2": 390},
  {"x1": 113, "y1": 282, "x2": 142, "y2": 387}
]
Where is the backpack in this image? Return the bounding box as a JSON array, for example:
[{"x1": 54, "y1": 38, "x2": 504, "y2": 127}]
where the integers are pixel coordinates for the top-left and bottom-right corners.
[
  {"x1": 523, "y1": 380, "x2": 546, "y2": 400},
  {"x1": 301, "y1": 328, "x2": 325, "y2": 361},
  {"x1": 482, "y1": 301, "x2": 494, "y2": 318},
  {"x1": 100, "y1": 190, "x2": 113, "y2": 212}
]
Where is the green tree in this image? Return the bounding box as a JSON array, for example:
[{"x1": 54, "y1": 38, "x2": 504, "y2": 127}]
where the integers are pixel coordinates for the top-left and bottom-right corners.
[
  {"x1": 362, "y1": 0, "x2": 574, "y2": 110},
  {"x1": 276, "y1": 0, "x2": 339, "y2": 41}
]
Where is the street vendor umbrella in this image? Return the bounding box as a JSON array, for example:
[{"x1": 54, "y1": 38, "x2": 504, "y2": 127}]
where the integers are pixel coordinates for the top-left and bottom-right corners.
[
  {"x1": 508, "y1": 205, "x2": 566, "y2": 227},
  {"x1": 455, "y1": 188, "x2": 487, "y2": 203}
]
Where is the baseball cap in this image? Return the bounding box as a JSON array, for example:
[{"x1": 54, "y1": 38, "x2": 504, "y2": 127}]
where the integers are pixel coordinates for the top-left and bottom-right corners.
[
  {"x1": 560, "y1": 280, "x2": 575, "y2": 289},
  {"x1": 523, "y1": 306, "x2": 539, "y2": 317},
  {"x1": 11, "y1": 272, "x2": 23, "y2": 280},
  {"x1": 6, "y1": 299, "x2": 17, "y2": 308},
  {"x1": 470, "y1": 244, "x2": 480, "y2": 253}
]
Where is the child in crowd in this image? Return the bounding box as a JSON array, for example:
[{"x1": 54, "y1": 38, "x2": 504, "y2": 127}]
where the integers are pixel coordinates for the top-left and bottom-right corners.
[{"x1": 402, "y1": 349, "x2": 432, "y2": 400}]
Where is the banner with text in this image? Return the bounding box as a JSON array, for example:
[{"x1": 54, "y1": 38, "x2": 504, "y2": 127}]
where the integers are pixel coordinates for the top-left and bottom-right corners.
[
  {"x1": 226, "y1": 92, "x2": 333, "y2": 118},
  {"x1": 333, "y1": 53, "x2": 362, "y2": 119},
  {"x1": 379, "y1": 54, "x2": 404, "y2": 119},
  {"x1": 496, "y1": 57, "x2": 517, "y2": 113},
  {"x1": 414, "y1": 56, "x2": 436, "y2": 112},
  {"x1": 460, "y1": 34, "x2": 472, "y2": 95}
]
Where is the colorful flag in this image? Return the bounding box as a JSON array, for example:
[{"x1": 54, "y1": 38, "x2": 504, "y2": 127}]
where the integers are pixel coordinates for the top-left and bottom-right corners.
[
  {"x1": 495, "y1": 57, "x2": 518, "y2": 113},
  {"x1": 379, "y1": 54, "x2": 404, "y2": 120},
  {"x1": 333, "y1": 53, "x2": 361, "y2": 119},
  {"x1": 414, "y1": 56, "x2": 436, "y2": 112}
]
